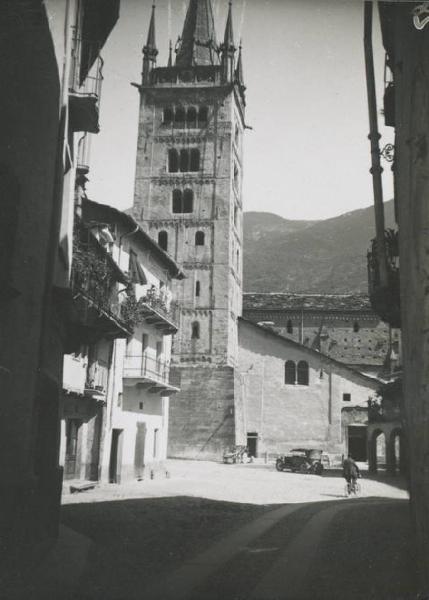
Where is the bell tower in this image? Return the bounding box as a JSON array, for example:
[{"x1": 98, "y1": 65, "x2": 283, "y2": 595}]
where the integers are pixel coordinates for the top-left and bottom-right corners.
[{"x1": 132, "y1": 0, "x2": 246, "y2": 459}]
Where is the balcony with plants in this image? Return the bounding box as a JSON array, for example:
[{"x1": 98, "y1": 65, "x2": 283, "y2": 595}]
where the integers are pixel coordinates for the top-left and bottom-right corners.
[
  {"x1": 367, "y1": 228, "x2": 400, "y2": 328},
  {"x1": 121, "y1": 288, "x2": 178, "y2": 335},
  {"x1": 123, "y1": 354, "x2": 179, "y2": 395},
  {"x1": 71, "y1": 224, "x2": 131, "y2": 339}
]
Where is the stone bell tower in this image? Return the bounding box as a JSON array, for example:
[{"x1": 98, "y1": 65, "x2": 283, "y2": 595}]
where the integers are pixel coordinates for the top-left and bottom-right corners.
[{"x1": 132, "y1": 0, "x2": 246, "y2": 459}]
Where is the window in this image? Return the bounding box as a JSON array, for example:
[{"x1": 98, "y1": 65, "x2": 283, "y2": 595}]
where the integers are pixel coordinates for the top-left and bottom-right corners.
[
  {"x1": 195, "y1": 281, "x2": 200, "y2": 297},
  {"x1": 286, "y1": 319, "x2": 293, "y2": 334},
  {"x1": 153, "y1": 428, "x2": 159, "y2": 458},
  {"x1": 139, "y1": 401, "x2": 144, "y2": 410},
  {"x1": 191, "y1": 321, "x2": 200, "y2": 339},
  {"x1": 198, "y1": 106, "x2": 208, "y2": 125},
  {"x1": 172, "y1": 189, "x2": 193, "y2": 213},
  {"x1": 175, "y1": 107, "x2": 185, "y2": 126},
  {"x1": 285, "y1": 361, "x2": 296, "y2": 385},
  {"x1": 172, "y1": 189, "x2": 182, "y2": 213},
  {"x1": 343, "y1": 393, "x2": 351, "y2": 402},
  {"x1": 158, "y1": 230, "x2": 168, "y2": 251},
  {"x1": 180, "y1": 148, "x2": 189, "y2": 172},
  {"x1": 195, "y1": 231, "x2": 205, "y2": 246},
  {"x1": 353, "y1": 321, "x2": 360, "y2": 333},
  {"x1": 190, "y1": 148, "x2": 200, "y2": 171},
  {"x1": 183, "y1": 189, "x2": 193, "y2": 212},
  {"x1": 168, "y1": 149, "x2": 179, "y2": 172},
  {"x1": 187, "y1": 107, "x2": 197, "y2": 128},
  {"x1": 142, "y1": 334, "x2": 149, "y2": 354},
  {"x1": 163, "y1": 107, "x2": 173, "y2": 124},
  {"x1": 297, "y1": 361, "x2": 309, "y2": 386},
  {"x1": 128, "y1": 249, "x2": 147, "y2": 285},
  {"x1": 169, "y1": 149, "x2": 200, "y2": 173}
]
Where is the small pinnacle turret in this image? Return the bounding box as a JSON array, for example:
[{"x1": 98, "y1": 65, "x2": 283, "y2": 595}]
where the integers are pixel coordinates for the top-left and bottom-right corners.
[
  {"x1": 235, "y1": 41, "x2": 245, "y2": 89},
  {"x1": 220, "y1": 1, "x2": 236, "y2": 82},
  {"x1": 142, "y1": 4, "x2": 158, "y2": 84}
]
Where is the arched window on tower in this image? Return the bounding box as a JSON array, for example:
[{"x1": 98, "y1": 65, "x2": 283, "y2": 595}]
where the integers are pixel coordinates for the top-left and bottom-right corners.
[
  {"x1": 198, "y1": 106, "x2": 208, "y2": 125},
  {"x1": 163, "y1": 107, "x2": 173, "y2": 125},
  {"x1": 190, "y1": 148, "x2": 200, "y2": 171},
  {"x1": 158, "y1": 230, "x2": 168, "y2": 251},
  {"x1": 174, "y1": 107, "x2": 185, "y2": 127},
  {"x1": 187, "y1": 107, "x2": 197, "y2": 128},
  {"x1": 191, "y1": 321, "x2": 200, "y2": 339},
  {"x1": 297, "y1": 361, "x2": 309, "y2": 386},
  {"x1": 172, "y1": 189, "x2": 183, "y2": 213},
  {"x1": 353, "y1": 321, "x2": 360, "y2": 333},
  {"x1": 195, "y1": 281, "x2": 200, "y2": 297},
  {"x1": 168, "y1": 149, "x2": 179, "y2": 173},
  {"x1": 285, "y1": 361, "x2": 296, "y2": 385},
  {"x1": 183, "y1": 189, "x2": 193, "y2": 212},
  {"x1": 195, "y1": 231, "x2": 205, "y2": 246},
  {"x1": 286, "y1": 319, "x2": 293, "y2": 334},
  {"x1": 180, "y1": 149, "x2": 190, "y2": 172}
]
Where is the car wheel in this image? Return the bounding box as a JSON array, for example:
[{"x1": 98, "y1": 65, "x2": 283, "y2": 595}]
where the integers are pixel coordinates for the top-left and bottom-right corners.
[
  {"x1": 276, "y1": 460, "x2": 283, "y2": 472},
  {"x1": 299, "y1": 463, "x2": 307, "y2": 473},
  {"x1": 314, "y1": 463, "x2": 324, "y2": 476}
]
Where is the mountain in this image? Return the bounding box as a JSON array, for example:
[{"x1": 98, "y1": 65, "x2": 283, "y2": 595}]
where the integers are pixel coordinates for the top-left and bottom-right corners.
[{"x1": 243, "y1": 200, "x2": 395, "y2": 293}]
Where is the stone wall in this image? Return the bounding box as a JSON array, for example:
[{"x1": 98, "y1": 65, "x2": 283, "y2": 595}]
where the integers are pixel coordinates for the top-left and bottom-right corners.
[
  {"x1": 238, "y1": 319, "x2": 379, "y2": 463},
  {"x1": 168, "y1": 365, "x2": 237, "y2": 460}
]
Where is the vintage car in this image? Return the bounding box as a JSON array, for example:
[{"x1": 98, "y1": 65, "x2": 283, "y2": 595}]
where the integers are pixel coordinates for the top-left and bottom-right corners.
[{"x1": 275, "y1": 448, "x2": 324, "y2": 475}]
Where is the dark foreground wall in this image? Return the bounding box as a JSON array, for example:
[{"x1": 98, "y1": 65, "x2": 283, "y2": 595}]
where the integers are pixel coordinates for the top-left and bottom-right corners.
[{"x1": 168, "y1": 366, "x2": 237, "y2": 460}]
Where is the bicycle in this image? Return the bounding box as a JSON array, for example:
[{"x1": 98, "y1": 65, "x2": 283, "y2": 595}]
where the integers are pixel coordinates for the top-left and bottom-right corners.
[{"x1": 344, "y1": 477, "x2": 361, "y2": 497}]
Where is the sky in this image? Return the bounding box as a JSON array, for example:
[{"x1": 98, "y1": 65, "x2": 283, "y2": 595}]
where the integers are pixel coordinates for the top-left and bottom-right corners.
[{"x1": 88, "y1": 0, "x2": 394, "y2": 221}]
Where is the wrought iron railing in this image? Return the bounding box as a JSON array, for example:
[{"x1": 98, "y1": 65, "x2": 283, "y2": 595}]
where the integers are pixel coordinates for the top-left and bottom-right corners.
[
  {"x1": 367, "y1": 229, "x2": 400, "y2": 327},
  {"x1": 70, "y1": 38, "x2": 104, "y2": 98},
  {"x1": 71, "y1": 226, "x2": 127, "y2": 324},
  {"x1": 123, "y1": 354, "x2": 176, "y2": 387}
]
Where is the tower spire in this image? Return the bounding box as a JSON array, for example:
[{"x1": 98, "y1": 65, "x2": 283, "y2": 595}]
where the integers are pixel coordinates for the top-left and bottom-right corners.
[
  {"x1": 175, "y1": 0, "x2": 218, "y2": 67},
  {"x1": 167, "y1": 39, "x2": 173, "y2": 67},
  {"x1": 235, "y1": 40, "x2": 245, "y2": 89},
  {"x1": 142, "y1": 4, "x2": 158, "y2": 84},
  {"x1": 220, "y1": 1, "x2": 236, "y2": 82}
]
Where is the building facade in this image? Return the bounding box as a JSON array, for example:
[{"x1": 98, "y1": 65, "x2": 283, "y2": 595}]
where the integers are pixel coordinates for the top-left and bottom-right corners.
[
  {"x1": 238, "y1": 319, "x2": 379, "y2": 465},
  {"x1": 0, "y1": 0, "x2": 120, "y2": 568},
  {"x1": 243, "y1": 293, "x2": 397, "y2": 377},
  {"x1": 369, "y1": 1, "x2": 429, "y2": 583},
  {"x1": 131, "y1": 0, "x2": 247, "y2": 459},
  {"x1": 68, "y1": 200, "x2": 183, "y2": 485}
]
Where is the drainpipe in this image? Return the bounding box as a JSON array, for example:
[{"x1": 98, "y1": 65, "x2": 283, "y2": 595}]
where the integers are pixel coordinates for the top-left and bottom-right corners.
[{"x1": 364, "y1": 1, "x2": 388, "y2": 288}]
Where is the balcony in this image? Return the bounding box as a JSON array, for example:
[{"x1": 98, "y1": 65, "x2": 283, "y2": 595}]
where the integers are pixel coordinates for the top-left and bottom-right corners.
[
  {"x1": 123, "y1": 355, "x2": 180, "y2": 395},
  {"x1": 121, "y1": 293, "x2": 178, "y2": 335},
  {"x1": 85, "y1": 358, "x2": 109, "y2": 400},
  {"x1": 71, "y1": 226, "x2": 131, "y2": 340},
  {"x1": 367, "y1": 229, "x2": 400, "y2": 328},
  {"x1": 69, "y1": 42, "x2": 103, "y2": 134}
]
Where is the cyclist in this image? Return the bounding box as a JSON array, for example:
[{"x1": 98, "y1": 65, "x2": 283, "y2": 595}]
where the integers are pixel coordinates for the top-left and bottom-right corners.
[{"x1": 343, "y1": 455, "x2": 360, "y2": 494}]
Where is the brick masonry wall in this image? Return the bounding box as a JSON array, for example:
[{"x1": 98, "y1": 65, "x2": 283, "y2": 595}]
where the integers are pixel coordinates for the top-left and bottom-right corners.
[{"x1": 168, "y1": 365, "x2": 237, "y2": 460}]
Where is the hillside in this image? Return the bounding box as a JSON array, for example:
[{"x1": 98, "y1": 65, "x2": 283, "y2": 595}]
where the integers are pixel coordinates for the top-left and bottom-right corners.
[{"x1": 243, "y1": 200, "x2": 395, "y2": 293}]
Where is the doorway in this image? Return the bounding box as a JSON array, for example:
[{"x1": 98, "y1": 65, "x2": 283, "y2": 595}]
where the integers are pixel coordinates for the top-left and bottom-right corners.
[
  {"x1": 109, "y1": 429, "x2": 123, "y2": 483},
  {"x1": 64, "y1": 418, "x2": 82, "y2": 480},
  {"x1": 348, "y1": 426, "x2": 367, "y2": 461},
  {"x1": 247, "y1": 432, "x2": 258, "y2": 458}
]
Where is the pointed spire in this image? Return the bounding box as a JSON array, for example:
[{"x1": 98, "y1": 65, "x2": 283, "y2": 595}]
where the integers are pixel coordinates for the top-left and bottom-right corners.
[
  {"x1": 223, "y1": 1, "x2": 235, "y2": 50},
  {"x1": 175, "y1": 0, "x2": 219, "y2": 67},
  {"x1": 220, "y1": 1, "x2": 236, "y2": 83},
  {"x1": 142, "y1": 5, "x2": 158, "y2": 84},
  {"x1": 167, "y1": 40, "x2": 173, "y2": 67},
  {"x1": 144, "y1": 4, "x2": 158, "y2": 58},
  {"x1": 235, "y1": 41, "x2": 245, "y2": 88}
]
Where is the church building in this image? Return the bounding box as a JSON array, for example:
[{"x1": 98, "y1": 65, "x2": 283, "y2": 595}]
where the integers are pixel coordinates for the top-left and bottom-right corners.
[
  {"x1": 131, "y1": 0, "x2": 246, "y2": 459},
  {"x1": 131, "y1": 0, "x2": 382, "y2": 464}
]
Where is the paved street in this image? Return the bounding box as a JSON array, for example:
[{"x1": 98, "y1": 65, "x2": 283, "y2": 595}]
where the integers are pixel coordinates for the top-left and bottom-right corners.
[{"x1": 16, "y1": 461, "x2": 422, "y2": 600}]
